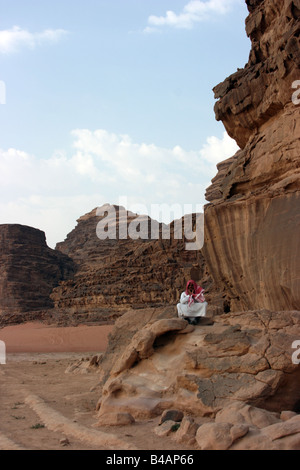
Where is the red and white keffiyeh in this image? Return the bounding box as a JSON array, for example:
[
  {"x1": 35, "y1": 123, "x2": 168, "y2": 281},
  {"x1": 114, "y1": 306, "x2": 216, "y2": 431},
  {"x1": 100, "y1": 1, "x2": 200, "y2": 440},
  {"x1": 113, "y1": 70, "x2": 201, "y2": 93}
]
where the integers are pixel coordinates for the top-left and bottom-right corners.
[{"x1": 185, "y1": 280, "x2": 205, "y2": 307}]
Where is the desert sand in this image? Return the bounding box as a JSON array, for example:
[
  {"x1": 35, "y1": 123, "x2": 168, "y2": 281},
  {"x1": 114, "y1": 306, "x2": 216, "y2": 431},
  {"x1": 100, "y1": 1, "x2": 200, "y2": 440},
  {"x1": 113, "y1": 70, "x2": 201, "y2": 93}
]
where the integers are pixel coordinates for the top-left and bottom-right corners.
[
  {"x1": 0, "y1": 322, "x2": 197, "y2": 451},
  {"x1": 0, "y1": 321, "x2": 114, "y2": 354}
]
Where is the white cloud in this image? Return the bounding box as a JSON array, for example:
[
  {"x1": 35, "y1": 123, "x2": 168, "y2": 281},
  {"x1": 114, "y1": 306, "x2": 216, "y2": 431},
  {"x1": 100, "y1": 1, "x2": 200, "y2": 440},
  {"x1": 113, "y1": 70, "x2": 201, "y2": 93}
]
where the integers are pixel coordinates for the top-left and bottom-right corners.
[
  {"x1": 145, "y1": 0, "x2": 238, "y2": 31},
  {"x1": 69, "y1": 128, "x2": 238, "y2": 198},
  {"x1": 0, "y1": 130, "x2": 238, "y2": 247},
  {"x1": 0, "y1": 26, "x2": 68, "y2": 54},
  {"x1": 200, "y1": 132, "x2": 239, "y2": 165}
]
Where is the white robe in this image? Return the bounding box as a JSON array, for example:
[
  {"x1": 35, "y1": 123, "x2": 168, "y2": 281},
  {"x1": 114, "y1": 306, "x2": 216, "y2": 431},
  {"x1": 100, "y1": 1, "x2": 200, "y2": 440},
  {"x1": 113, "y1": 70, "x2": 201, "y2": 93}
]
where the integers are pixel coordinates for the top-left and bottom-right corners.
[{"x1": 177, "y1": 292, "x2": 207, "y2": 319}]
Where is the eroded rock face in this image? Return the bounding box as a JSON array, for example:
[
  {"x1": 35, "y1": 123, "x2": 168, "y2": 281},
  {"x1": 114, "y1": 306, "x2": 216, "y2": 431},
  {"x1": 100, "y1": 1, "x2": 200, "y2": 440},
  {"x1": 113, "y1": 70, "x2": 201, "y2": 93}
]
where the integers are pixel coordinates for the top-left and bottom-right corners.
[
  {"x1": 213, "y1": 0, "x2": 300, "y2": 149},
  {"x1": 94, "y1": 305, "x2": 300, "y2": 449},
  {"x1": 96, "y1": 307, "x2": 300, "y2": 423},
  {"x1": 0, "y1": 224, "x2": 74, "y2": 325},
  {"x1": 203, "y1": 0, "x2": 300, "y2": 312}
]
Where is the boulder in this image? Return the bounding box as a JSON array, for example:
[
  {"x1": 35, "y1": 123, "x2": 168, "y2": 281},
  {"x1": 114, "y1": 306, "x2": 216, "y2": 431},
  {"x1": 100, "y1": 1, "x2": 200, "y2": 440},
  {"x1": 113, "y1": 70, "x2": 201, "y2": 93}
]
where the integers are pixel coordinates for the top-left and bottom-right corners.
[
  {"x1": 196, "y1": 422, "x2": 249, "y2": 450},
  {"x1": 173, "y1": 416, "x2": 199, "y2": 445},
  {"x1": 215, "y1": 401, "x2": 280, "y2": 429}
]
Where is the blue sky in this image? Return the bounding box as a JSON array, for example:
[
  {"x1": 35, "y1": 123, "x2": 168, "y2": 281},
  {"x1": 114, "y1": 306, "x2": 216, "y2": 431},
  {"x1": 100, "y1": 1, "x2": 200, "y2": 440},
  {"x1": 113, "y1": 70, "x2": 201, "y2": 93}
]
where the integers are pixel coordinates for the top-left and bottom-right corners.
[{"x1": 0, "y1": 0, "x2": 250, "y2": 247}]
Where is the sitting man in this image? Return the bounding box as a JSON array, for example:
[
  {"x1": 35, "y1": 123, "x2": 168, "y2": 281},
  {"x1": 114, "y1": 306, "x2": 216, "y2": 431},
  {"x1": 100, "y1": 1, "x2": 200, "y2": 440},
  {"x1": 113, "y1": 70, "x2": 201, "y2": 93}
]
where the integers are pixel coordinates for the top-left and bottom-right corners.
[{"x1": 177, "y1": 279, "x2": 212, "y2": 325}]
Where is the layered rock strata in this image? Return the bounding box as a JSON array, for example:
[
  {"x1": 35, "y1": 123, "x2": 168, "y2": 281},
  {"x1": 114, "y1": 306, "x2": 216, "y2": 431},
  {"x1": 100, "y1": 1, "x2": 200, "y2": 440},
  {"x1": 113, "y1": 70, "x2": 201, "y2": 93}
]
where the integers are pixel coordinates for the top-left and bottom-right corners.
[
  {"x1": 0, "y1": 225, "x2": 74, "y2": 325},
  {"x1": 203, "y1": 0, "x2": 300, "y2": 312}
]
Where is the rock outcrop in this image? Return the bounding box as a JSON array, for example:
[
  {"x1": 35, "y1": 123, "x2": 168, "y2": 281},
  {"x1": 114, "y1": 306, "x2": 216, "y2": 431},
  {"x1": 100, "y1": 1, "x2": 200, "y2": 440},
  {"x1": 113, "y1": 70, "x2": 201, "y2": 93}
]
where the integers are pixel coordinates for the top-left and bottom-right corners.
[
  {"x1": 0, "y1": 225, "x2": 74, "y2": 325},
  {"x1": 95, "y1": 306, "x2": 300, "y2": 449},
  {"x1": 97, "y1": 308, "x2": 300, "y2": 417},
  {"x1": 203, "y1": 0, "x2": 300, "y2": 312},
  {"x1": 51, "y1": 204, "x2": 205, "y2": 324}
]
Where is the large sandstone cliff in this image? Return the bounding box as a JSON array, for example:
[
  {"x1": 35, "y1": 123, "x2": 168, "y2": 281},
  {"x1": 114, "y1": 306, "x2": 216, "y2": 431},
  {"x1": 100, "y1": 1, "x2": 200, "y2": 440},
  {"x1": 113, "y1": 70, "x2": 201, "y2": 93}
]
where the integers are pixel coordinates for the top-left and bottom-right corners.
[{"x1": 203, "y1": 0, "x2": 300, "y2": 312}]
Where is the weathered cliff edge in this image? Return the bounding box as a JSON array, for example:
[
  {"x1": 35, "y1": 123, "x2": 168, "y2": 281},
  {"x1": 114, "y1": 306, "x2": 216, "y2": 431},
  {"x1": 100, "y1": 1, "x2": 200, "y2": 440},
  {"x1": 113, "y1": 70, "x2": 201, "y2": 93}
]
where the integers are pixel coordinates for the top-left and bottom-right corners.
[{"x1": 203, "y1": 0, "x2": 300, "y2": 312}]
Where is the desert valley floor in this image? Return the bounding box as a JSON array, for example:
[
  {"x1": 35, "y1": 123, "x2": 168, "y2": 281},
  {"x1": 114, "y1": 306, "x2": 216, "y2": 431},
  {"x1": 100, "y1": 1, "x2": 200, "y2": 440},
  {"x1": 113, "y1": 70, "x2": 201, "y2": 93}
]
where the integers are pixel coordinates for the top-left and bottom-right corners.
[{"x1": 0, "y1": 322, "x2": 197, "y2": 451}]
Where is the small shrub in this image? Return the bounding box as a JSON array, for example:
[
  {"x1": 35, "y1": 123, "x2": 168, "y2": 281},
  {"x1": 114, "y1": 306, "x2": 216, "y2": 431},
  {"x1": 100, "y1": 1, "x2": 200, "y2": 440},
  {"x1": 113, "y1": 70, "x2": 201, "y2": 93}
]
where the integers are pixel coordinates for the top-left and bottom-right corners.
[{"x1": 30, "y1": 423, "x2": 45, "y2": 429}]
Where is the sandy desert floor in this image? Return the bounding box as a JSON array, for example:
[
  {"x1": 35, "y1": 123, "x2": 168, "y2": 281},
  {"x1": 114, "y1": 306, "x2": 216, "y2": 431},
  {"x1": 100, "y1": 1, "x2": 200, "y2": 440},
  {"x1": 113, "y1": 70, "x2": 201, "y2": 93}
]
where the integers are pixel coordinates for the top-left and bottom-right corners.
[{"x1": 0, "y1": 322, "x2": 197, "y2": 451}]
